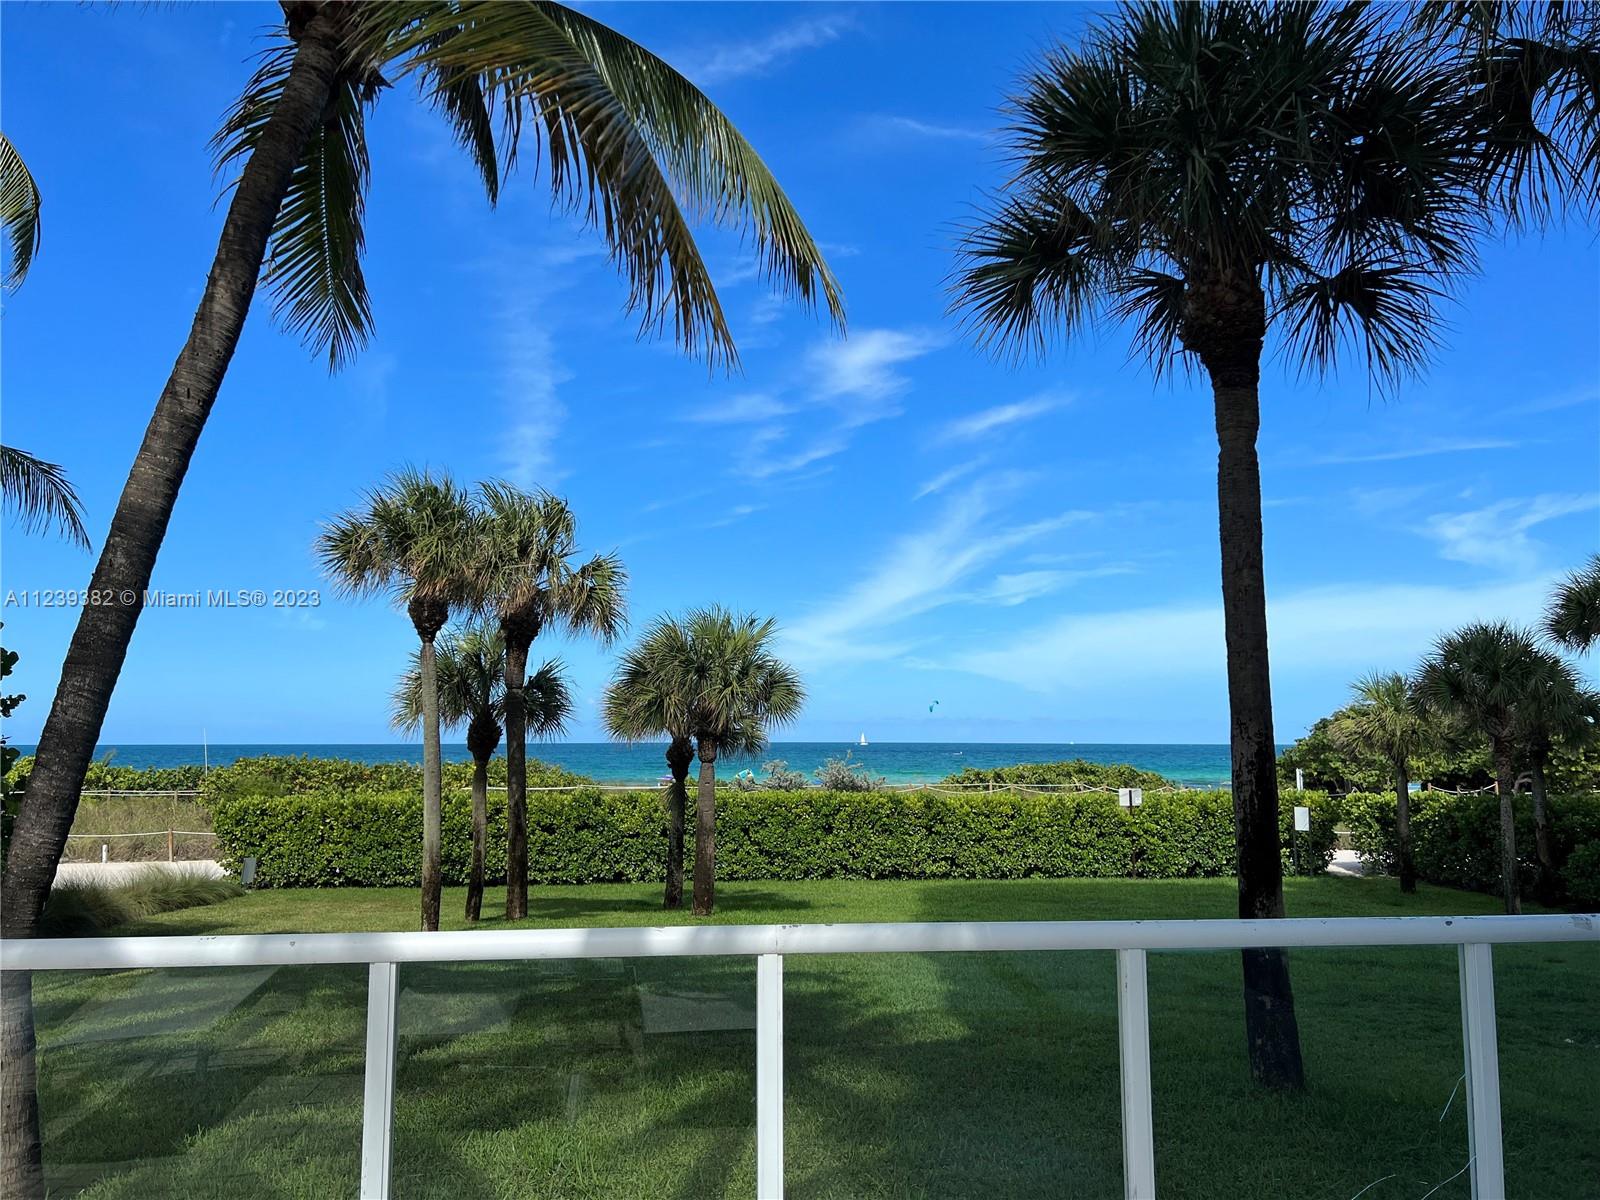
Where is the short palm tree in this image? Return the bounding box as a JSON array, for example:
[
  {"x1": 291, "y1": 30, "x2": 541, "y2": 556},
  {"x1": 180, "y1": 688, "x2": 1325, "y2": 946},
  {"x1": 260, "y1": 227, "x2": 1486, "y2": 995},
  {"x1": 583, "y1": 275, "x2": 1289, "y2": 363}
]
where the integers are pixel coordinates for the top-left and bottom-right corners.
[
  {"x1": 603, "y1": 632, "x2": 699, "y2": 909},
  {"x1": 952, "y1": 2, "x2": 1480, "y2": 1091},
  {"x1": 1545, "y1": 555, "x2": 1600, "y2": 653},
  {"x1": 1330, "y1": 673, "x2": 1434, "y2": 894},
  {"x1": 394, "y1": 622, "x2": 572, "y2": 921},
  {"x1": 617, "y1": 609, "x2": 803, "y2": 916},
  {"x1": 1514, "y1": 649, "x2": 1600, "y2": 902},
  {"x1": 475, "y1": 482, "x2": 625, "y2": 920},
  {"x1": 1416, "y1": 622, "x2": 1544, "y2": 914},
  {"x1": 317, "y1": 468, "x2": 479, "y2": 932}
]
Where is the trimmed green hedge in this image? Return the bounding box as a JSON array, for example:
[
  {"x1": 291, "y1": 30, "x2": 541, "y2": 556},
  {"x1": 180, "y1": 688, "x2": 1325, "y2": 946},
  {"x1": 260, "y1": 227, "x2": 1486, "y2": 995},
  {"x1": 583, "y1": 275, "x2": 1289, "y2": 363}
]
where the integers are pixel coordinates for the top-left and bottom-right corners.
[
  {"x1": 213, "y1": 787, "x2": 1340, "y2": 888},
  {"x1": 940, "y1": 759, "x2": 1172, "y2": 789},
  {"x1": 1342, "y1": 789, "x2": 1600, "y2": 904}
]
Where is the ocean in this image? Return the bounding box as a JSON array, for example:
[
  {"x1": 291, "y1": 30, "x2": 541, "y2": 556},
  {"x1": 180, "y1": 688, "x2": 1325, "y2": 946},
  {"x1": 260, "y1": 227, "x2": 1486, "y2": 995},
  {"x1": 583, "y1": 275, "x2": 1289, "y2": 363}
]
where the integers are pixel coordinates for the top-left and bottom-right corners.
[{"x1": 12, "y1": 742, "x2": 1244, "y2": 788}]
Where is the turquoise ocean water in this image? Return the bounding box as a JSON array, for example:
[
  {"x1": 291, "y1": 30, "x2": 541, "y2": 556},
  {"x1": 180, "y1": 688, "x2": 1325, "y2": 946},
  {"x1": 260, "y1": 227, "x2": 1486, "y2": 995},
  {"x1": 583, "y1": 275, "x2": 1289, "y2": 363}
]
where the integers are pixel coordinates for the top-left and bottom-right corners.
[{"x1": 12, "y1": 742, "x2": 1247, "y2": 787}]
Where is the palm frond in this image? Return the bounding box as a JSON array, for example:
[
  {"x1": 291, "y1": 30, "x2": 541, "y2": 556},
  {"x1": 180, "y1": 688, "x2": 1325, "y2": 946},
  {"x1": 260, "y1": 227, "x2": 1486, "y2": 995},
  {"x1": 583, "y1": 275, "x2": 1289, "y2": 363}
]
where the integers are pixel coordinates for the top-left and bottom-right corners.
[
  {"x1": 1278, "y1": 261, "x2": 1446, "y2": 386},
  {"x1": 1545, "y1": 554, "x2": 1600, "y2": 651},
  {"x1": 316, "y1": 467, "x2": 480, "y2": 610},
  {"x1": 0, "y1": 133, "x2": 42, "y2": 289},
  {"x1": 526, "y1": 657, "x2": 574, "y2": 739},
  {"x1": 363, "y1": 1, "x2": 842, "y2": 368},
  {"x1": 1, "y1": 444, "x2": 89, "y2": 549},
  {"x1": 213, "y1": 36, "x2": 376, "y2": 371}
]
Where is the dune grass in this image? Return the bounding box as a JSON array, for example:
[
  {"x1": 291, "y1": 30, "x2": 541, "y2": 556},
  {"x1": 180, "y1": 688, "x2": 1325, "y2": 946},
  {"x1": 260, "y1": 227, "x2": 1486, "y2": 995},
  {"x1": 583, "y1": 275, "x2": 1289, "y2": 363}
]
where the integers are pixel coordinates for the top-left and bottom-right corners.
[
  {"x1": 39, "y1": 870, "x2": 243, "y2": 936},
  {"x1": 29, "y1": 876, "x2": 1599, "y2": 1199}
]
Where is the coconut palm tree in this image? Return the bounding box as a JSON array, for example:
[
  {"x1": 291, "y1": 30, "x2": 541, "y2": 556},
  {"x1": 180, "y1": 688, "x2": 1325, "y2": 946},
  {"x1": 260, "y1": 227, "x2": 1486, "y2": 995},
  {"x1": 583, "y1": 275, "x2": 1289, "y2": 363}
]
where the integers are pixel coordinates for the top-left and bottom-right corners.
[
  {"x1": 617, "y1": 609, "x2": 803, "y2": 916},
  {"x1": 952, "y1": 2, "x2": 1480, "y2": 1090},
  {"x1": 1514, "y1": 649, "x2": 1600, "y2": 902},
  {"x1": 1416, "y1": 622, "x2": 1545, "y2": 914},
  {"x1": 317, "y1": 468, "x2": 479, "y2": 932},
  {"x1": 1330, "y1": 673, "x2": 1434, "y2": 894},
  {"x1": 1545, "y1": 555, "x2": 1600, "y2": 652},
  {"x1": 2, "y1": 14, "x2": 840, "y2": 1182},
  {"x1": 394, "y1": 622, "x2": 572, "y2": 921},
  {"x1": 475, "y1": 482, "x2": 625, "y2": 920},
  {"x1": 603, "y1": 630, "x2": 698, "y2": 909},
  {"x1": 3, "y1": 0, "x2": 840, "y2": 944}
]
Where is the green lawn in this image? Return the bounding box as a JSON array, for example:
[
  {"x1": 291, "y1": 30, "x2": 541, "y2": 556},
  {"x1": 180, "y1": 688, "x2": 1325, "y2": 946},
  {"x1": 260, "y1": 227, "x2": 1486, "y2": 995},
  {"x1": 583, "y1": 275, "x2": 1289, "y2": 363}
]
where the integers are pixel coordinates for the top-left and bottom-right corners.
[{"x1": 32, "y1": 877, "x2": 1599, "y2": 1199}]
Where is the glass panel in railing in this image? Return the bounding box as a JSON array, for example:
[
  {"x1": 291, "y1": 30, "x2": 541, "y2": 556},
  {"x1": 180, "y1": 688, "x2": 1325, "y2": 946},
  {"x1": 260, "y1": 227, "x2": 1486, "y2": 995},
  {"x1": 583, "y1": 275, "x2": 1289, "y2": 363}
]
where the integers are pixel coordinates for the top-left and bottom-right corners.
[
  {"x1": 1147, "y1": 941, "x2": 1469, "y2": 1197},
  {"x1": 391, "y1": 955, "x2": 756, "y2": 1198},
  {"x1": 28, "y1": 963, "x2": 367, "y2": 1198},
  {"x1": 785, "y1": 948, "x2": 1122, "y2": 1198},
  {"x1": 1493, "y1": 936, "x2": 1599, "y2": 1196}
]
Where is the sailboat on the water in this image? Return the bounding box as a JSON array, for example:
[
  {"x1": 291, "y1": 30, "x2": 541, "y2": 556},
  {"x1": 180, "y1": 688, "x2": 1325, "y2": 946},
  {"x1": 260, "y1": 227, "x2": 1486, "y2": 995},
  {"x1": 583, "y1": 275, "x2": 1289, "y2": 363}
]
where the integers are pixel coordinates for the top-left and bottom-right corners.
[{"x1": 857, "y1": 732, "x2": 868, "y2": 747}]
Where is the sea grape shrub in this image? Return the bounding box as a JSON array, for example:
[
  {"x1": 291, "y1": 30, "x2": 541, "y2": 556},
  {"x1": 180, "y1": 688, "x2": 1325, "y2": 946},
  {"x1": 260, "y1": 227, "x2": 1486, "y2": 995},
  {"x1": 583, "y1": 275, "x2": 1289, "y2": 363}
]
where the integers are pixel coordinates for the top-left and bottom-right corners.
[
  {"x1": 941, "y1": 759, "x2": 1171, "y2": 790},
  {"x1": 815, "y1": 752, "x2": 884, "y2": 792},
  {"x1": 213, "y1": 787, "x2": 1342, "y2": 887}
]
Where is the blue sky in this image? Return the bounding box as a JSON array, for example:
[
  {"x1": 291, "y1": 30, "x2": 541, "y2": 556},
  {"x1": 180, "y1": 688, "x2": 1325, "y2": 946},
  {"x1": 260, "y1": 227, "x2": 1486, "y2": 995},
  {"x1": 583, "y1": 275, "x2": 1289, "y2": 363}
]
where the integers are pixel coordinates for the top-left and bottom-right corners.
[{"x1": 3, "y1": 2, "x2": 1597, "y2": 746}]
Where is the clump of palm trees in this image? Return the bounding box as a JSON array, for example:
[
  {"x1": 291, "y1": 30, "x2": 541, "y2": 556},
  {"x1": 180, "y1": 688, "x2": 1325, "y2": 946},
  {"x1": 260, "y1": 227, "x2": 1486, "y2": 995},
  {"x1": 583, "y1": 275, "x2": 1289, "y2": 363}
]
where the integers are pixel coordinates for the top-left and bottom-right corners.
[
  {"x1": 319, "y1": 471, "x2": 623, "y2": 931},
  {"x1": 393, "y1": 622, "x2": 572, "y2": 922},
  {"x1": 1335, "y1": 562, "x2": 1600, "y2": 913},
  {"x1": 603, "y1": 609, "x2": 803, "y2": 916}
]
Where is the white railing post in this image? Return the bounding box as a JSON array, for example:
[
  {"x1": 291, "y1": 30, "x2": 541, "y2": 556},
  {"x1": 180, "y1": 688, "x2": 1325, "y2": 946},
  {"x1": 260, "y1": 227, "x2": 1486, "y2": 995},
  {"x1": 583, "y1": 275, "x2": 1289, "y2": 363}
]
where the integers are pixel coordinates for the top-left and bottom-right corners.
[
  {"x1": 1457, "y1": 943, "x2": 1504, "y2": 1200},
  {"x1": 361, "y1": 961, "x2": 399, "y2": 1200},
  {"x1": 1116, "y1": 948, "x2": 1157, "y2": 1200},
  {"x1": 756, "y1": 953, "x2": 785, "y2": 1200}
]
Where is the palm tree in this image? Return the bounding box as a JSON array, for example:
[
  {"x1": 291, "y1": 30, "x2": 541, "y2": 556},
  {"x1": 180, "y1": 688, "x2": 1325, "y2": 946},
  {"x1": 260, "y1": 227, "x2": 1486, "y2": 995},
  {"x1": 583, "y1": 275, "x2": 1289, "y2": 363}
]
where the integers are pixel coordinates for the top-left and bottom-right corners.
[
  {"x1": 1514, "y1": 649, "x2": 1600, "y2": 902},
  {"x1": 2, "y1": 0, "x2": 840, "y2": 943},
  {"x1": 394, "y1": 622, "x2": 572, "y2": 921},
  {"x1": 1545, "y1": 555, "x2": 1600, "y2": 652},
  {"x1": 317, "y1": 468, "x2": 479, "y2": 932},
  {"x1": 2, "y1": 12, "x2": 840, "y2": 1183},
  {"x1": 475, "y1": 482, "x2": 625, "y2": 920},
  {"x1": 1330, "y1": 673, "x2": 1434, "y2": 894},
  {"x1": 951, "y1": 2, "x2": 1480, "y2": 1090},
  {"x1": 615, "y1": 609, "x2": 803, "y2": 916},
  {"x1": 603, "y1": 631, "x2": 698, "y2": 909},
  {"x1": 1416, "y1": 622, "x2": 1545, "y2": 914}
]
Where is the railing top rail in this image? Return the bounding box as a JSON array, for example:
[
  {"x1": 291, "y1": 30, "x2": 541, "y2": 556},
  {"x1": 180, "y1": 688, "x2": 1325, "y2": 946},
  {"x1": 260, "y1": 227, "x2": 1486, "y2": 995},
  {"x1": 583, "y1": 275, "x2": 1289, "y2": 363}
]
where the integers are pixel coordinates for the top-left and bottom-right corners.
[{"x1": 2, "y1": 913, "x2": 1593, "y2": 973}]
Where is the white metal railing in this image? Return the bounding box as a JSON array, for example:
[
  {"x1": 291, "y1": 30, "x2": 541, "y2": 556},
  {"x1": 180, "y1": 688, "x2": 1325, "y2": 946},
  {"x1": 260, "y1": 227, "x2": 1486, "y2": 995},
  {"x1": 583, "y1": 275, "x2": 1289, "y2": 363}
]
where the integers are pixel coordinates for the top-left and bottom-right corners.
[{"x1": 3, "y1": 913, "x2": 1595, "y2": 1200}]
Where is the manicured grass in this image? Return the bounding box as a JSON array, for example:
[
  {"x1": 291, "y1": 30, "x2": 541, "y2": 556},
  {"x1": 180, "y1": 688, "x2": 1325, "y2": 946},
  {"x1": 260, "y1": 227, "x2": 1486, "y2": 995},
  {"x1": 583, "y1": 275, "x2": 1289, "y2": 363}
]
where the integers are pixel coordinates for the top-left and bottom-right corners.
[{"x1": 32, "y1": 877, "x2": 1599, "y2": 1198}]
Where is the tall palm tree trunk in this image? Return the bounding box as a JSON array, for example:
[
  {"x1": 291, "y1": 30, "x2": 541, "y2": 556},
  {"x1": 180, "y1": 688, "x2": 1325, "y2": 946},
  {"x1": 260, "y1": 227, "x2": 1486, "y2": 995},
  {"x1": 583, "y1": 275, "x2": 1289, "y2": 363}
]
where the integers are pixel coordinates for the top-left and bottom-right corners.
[
  {"x1": 465, "y1": 717, "x2": 499, "y2": 923},
  {"x1": 692, "y1": 741, "x2": 718, "y2": 916},
  {"x1": 1204, "y1": 306, "x2": 1305, "y2": 1091},
  {"x1": 1528, "y1": 754, "x2": 1557, "y2": 904},
  {"x1": 502, "y1": 634, "x2": 532, "y2": 920},
  {"x1": 0, "y1": 18, "x2": 342, "y2": 1197},
  {"x1": 1394, "y1": 761, "x2": 1416, "y2": 894},
  {"x1": 664, "y1": 736, "x2": 693, "y2": 909},
  {"x1": 410, "y1": 599, "x2": 448, "y2": 933},
  {"x1": 1490, "y1": 738, "x2": 1521, "y2": 915}
]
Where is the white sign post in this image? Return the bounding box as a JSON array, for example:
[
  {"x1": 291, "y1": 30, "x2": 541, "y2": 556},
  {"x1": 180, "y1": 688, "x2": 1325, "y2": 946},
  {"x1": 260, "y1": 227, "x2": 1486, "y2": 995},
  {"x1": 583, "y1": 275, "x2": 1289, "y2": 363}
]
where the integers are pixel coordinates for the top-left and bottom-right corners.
[
  {"x1": 1295, "y1": 768, "x2": 1304, "y2": 792},
  {"x1": 1292, "y1": 806, "x2": 1310, "y2": 876},
  {"x1": 1118, "y1": 788, "x2": 1144, "y2": 809}
]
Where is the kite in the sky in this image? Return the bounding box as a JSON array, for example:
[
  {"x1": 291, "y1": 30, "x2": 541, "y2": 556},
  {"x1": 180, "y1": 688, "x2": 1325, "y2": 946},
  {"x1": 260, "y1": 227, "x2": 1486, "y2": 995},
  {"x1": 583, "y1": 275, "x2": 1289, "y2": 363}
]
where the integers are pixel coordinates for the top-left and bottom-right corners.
[{"x1": 928, "y1": 700, "x2": 941, "y2": 713}]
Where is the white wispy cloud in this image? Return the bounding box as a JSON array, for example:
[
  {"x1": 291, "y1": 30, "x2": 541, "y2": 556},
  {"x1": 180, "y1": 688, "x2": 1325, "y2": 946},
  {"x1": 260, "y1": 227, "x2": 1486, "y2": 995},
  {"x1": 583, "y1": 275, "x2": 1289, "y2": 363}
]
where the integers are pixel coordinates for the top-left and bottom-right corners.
[
  {"x1": 780, "y1": 482, "x2": 1097, "y2": 667},
  {"x1": 914, "y1": 457, "x2": 988, "y2": 501},
  {"x1": 1417, "y1": 493, "x2": 1599, "y2": 572},
  {"x1": 934, "y1": 394, "x2": 1063, "y2": 444},
  {"x1": 706, "y1": 503, "x2": 766, "y2": 529},
  {"x1": 1314, "y1": 437, "x2": 1518, "y2": 465},
  {"x1": 867, "y1": 115, "x2": 994, "y2": 143},
  {"x1": 496, "y1": 288, "x2": 570, "y2": 487},
  {"x1": 671, "y1": 15, "x2": 853, "y2": 84},
  {"x1": 948, "y1": 577, "x2": 1556, "y2": 693},
  {"x1": 682, "y1": 394, "x2": 792, "y2": 424},
  {"x1": 811, "y1": 328, "x2": 943, "y2": 407}
]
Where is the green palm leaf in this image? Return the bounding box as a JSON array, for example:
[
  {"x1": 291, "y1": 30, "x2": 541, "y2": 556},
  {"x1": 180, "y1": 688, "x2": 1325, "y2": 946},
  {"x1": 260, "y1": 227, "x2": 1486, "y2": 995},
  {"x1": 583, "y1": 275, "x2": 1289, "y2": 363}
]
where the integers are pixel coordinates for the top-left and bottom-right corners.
[
  {"x1": 0, "y1": 132, "x2": 42, "y2": 290},
  {"x1": 1, "y1": 445, "x2": 89, "y2": 549}
]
